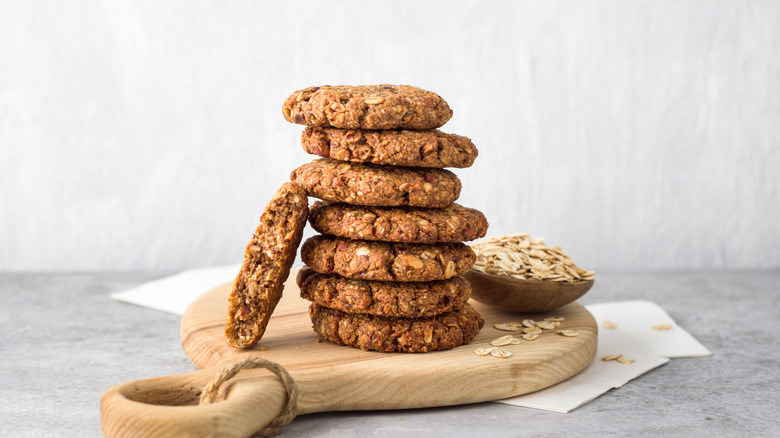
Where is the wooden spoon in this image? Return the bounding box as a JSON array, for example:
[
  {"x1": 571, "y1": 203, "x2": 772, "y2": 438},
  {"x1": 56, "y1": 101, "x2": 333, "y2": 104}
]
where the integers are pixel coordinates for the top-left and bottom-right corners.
[{"x1": 465, "y1": 269, "x2": 594, "y2": 313}]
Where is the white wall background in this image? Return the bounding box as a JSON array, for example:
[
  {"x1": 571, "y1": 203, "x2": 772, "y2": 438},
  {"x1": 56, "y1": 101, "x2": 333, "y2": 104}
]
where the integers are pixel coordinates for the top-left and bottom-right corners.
[{"x1": 1, "y1": 0, "x2": 778, "y2": 272}]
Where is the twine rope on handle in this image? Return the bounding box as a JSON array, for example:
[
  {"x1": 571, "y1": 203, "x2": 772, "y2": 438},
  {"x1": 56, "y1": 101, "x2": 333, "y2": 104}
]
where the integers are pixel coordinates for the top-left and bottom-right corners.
[{"x1": 199, "y1": 357, "x2": 298, "y2": 437}]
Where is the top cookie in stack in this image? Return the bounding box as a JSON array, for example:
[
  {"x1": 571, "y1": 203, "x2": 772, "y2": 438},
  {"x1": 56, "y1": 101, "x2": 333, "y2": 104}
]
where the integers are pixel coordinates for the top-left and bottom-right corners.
[{"x1": 285, "y1": 84, "x2": 488, "y2": 353}]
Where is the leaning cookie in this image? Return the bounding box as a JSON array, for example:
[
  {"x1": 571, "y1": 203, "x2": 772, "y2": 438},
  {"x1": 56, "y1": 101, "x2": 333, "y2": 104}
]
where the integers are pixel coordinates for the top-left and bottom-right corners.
[
  {"x1": 309, "y1": 302, "x2": 484, "y2": 353},
  {"x1": 301, "y1": 127, "x2": 477, "y2": 168},
  {"x1": 308, "y1": 201, "x2": 488, "y2": 244},
  {"x1": 300, "y1": 235, "x2": 476, "y2": 282},
  {"x1": 290, "y1": 158, "x2": 461, "y2": 208},
  {"x1": 297, "y1": 267, "x2": 471, "y2": 318},
  {"x1": 283, "y1": 84, "x2": 452, "y2": 130},
  {"x1": 225, "y1": 183, "x2": 308, "y2": 349}
]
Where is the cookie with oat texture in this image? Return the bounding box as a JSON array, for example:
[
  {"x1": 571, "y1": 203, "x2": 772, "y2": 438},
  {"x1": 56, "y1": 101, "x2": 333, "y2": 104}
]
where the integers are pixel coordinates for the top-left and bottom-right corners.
[
  {"x1": 297, "y1": 267, "x2": 472, "y2": 318},
  {"x1": 283, "y1": 84, "x2": 452, "y2": 130},
  {"x1": 290, "y1": 158, "x2": 461, "y2": 208},
  {"x1": 309, "y1": 302, "x2": 484, "y2": 353},
  {"x1": 225, "y1": 183, "x2": 308, "y2": 349},
  {"x1": 300, "y1": 235, "x2": 476, "y2": 282},
  {"x1": 301, "y1": 127, "x2": 477, "y2": 168}
]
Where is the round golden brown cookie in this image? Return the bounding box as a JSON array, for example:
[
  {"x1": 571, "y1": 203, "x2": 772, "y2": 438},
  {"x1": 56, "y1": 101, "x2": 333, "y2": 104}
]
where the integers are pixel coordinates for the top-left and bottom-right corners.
[
  {"x1": 301, "y1": 127, "x2": 477, "y2": 168},
  {"x1": 283, "y1": 84, "x2": 453, "y2": 130},
  {"x1": 308, "y1": 201, "x2": 489, "y2": 244},
  {"x1": 309, "y1": 302, "x2": 484, "y2": 353},
  {"x1": 297, "y1": 267, "x2": 472, "y2": 318},
  {"x1": 300, "y1": 235, "x2": 476, "y2": 282},
  {"x1": 290, "y1": 158, "x2": 461, "y2": 208},
  {"x1": 225, "y1": 183, "x2": 308, "y2": 349}
]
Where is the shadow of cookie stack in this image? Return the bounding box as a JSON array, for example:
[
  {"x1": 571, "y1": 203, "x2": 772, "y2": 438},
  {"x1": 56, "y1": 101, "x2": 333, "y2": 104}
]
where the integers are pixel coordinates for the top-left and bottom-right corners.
[{"x1": 284, "y1": 85, "x2": 488, "y2": 353}]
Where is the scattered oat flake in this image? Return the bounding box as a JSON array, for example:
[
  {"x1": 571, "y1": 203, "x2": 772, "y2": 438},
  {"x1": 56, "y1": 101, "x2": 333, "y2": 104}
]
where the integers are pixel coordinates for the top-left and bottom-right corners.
[
  {"x1": 474, "y1": 348, "x2": 492, "y2": 356},
  {"x1": 522, "y1": 333, "x2": 539, "y2": 341},
  {"x1": 652, "y1": 324, "x2": 673, "y2": 331},
  {"x1": 489, "y1": 346, "x2": 512, "y2": 358},
  {"x1": 494, "y1": 323, "x2": 519, "y2": 332},
  {"x1": 544, "y1": 316, "x2": 564, "y2": 322},
  {"x1": 602, "y1": 320, "x2": 617, "y2": 329},
  {"x1": 523, "y1": 326, "x2": 542, "y2": 334},
  {"x1": 616, "y1": 357, "x2": 636, "y2": 364},
  {"x1": 490, "y1": 335, "x2": 517, "y2": 346},
  {"x1": 558, "y1": 330, "x2": 579, "y2": 337},
  {"x1": 535, "y1": 321, "x2": 557, "y2": 330},
  {"x1": 522, "y1": 319, "x2": 537, "y2": 328},
  {"x1": 601, "y1": 354, "x2": 623, "y2": 361}
]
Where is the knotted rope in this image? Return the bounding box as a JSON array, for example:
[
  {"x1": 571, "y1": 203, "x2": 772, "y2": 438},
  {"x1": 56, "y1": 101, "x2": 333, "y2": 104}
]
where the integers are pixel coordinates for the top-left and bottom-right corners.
[{"x1": 199, "y1": 357, "x2": 298, "y2": 437}]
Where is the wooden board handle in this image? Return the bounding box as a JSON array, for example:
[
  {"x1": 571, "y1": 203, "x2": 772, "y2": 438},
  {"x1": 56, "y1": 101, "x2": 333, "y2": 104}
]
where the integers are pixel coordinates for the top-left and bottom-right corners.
[{"x1": 100, "y1": 363, "x2": 288, "y2": 438}]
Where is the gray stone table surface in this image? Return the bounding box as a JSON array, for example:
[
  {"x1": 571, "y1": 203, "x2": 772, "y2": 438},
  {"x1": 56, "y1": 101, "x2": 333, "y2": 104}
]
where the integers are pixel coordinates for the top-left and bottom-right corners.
[{"x1": 1, "y1": 270, "x2": 778, "y2": 437}]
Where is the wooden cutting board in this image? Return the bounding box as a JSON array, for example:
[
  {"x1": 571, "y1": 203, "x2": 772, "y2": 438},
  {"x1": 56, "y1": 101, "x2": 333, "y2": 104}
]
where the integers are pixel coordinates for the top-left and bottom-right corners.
[{"x1": 101, "y1": 269, "x2": 597, "y2": 437}]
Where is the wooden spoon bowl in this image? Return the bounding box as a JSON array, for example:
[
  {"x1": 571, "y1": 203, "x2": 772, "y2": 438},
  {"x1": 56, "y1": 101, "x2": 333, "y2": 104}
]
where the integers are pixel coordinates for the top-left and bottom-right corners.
[{"x1": 465, "y1": 270, "x2": 594, "y2": 313}]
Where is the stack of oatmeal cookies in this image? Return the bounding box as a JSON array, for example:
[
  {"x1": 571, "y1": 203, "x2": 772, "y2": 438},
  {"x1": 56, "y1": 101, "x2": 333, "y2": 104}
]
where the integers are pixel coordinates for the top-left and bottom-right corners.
[{"x1": 284, "y1": 85, "x2": 489, "y2": 353}]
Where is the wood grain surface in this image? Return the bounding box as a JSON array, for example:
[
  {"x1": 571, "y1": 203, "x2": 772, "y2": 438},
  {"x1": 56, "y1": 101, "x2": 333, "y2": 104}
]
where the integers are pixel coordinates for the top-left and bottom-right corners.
[
  {"x1": 101, "y1": 269, "x2": 597, "y2": 437},
  {"x1": 182, "y1": 269, "x2": 597, "y2": 411}
]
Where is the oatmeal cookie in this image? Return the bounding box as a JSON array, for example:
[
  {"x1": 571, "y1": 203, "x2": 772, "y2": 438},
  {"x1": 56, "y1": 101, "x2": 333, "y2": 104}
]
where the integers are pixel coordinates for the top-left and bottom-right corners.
[
  {"x1": 290, "y1": 158, "x2": 461, "y2": 208},
  {"x1": 300, "y1": 235, "x2": 476, "y2": 282},
  {"x1": 309, "y1": 302, "x2": 484, "y2": 353},
  {"x1": 297, "y1": 267, "x2": 471, "y2": 318},
  {"x1": 283, "y1": 85, "x2": 452, "y2": 130},
  {"x1": 301, "y1": 127, "x2": 477, "y2": 168},
  {"x1": 308, "y1": 201, "x2": 488, "y2": 244},
  {"x1": 225, "y1": 183, "x2": 308, "y2": 349}
]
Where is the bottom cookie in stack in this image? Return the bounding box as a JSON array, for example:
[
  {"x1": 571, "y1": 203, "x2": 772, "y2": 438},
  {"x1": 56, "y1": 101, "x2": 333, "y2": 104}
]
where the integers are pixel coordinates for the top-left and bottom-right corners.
[{"x1": 297, "y1": 267, "x2": 484, "y2": 353}]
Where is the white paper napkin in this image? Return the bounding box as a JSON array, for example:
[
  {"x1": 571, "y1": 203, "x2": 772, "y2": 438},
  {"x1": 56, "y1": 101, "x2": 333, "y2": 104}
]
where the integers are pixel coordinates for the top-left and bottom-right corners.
[
  {"x1": 111, "y1": 268, "x2": 711, "y2": 413},
  {"x1": 111, "y1": 264, "x2": 241, "y2": 314},
  {"x1": 497, "y1": 300, "x2": 711, "y2": 412}
]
